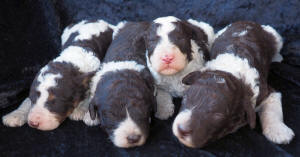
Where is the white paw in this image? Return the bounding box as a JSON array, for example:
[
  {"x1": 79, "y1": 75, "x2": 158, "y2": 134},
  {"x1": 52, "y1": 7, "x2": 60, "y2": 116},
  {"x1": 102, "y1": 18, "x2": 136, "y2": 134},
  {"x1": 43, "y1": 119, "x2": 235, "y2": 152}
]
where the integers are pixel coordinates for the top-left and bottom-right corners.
[
  {"x1": 155, "y1": 103, "x2": 175, "y2": 120},
  {"x1": 263, "y1": 122, "x2": 295, "y2": 144},
  {"x1": 69, "y1": 108, "x2": 86, "y2": 121},
  {"x1": 83, "y1": 112, "x2": 100, "y2": 126},
  {"x1": 2, "y1": 111, "x2": 27, "y2": 127}
]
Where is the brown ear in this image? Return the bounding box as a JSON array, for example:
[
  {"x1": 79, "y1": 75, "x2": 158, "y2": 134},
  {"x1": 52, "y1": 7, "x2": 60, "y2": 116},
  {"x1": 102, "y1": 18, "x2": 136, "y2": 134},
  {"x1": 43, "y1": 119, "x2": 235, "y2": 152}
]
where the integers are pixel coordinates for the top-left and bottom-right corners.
[
  {"x1": 182, "y1": 71, "x2": 202, "y2": 85},
  {"x1": 243, "y1": 98, "x2": 256, "y2": 129},
  {"x1": 80, "y1": 71, "x2": 96, "y2": 88},
  {"x1": 183, "y1": 21, "x2": 210, "y2": 61},
  {"x1": 89, "y1": 102, "x2": 98, "y2": 120}
]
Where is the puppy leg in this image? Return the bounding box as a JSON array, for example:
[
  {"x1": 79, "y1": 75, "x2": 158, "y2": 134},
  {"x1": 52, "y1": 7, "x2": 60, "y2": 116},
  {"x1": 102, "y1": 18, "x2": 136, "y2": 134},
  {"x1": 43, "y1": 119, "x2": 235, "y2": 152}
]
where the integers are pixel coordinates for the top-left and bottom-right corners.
[
  {"x1": 155, "y1": 89, "x2": 174, "y2": 120},
  {"x1": 258, "y1": 92, "x2": 294, "y2": 144},
  {"x1": 2, "y1": 97, "x2": 31, "y2": 127},
  {"x1": 83, "y1": 111, "x2": 100, "y2": 126},
  {"x1": 69, "y1": 99, "x2": 89, "y2": 121}
]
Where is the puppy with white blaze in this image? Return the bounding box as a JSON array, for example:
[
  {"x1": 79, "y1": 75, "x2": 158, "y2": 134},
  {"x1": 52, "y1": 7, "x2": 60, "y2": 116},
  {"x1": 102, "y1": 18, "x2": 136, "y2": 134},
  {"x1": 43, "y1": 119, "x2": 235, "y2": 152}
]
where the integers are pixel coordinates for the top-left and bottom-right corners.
[
  {"x1": 88, "y1": 22, "x2": 156, "y2": 148},
  {"x1": 143, "y1": 16, "x2": 214, "y2": 119},
  {"x1": 172, "y1": 21, "x2": 295, "y2": 148},
  {"x1": 2, "y1": 19, "x2": 114, "y2": 130}
]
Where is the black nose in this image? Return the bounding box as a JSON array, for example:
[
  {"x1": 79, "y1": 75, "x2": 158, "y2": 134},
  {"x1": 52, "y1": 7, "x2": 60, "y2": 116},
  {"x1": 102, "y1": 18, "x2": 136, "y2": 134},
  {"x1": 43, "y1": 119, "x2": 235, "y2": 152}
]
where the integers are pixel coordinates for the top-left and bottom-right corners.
[
  {"x1": 29, "y1": 121, "x2": 39, "y2": 128},
  {"x1": 127, "y1": 134, "x2": 141, "y2": 144},
  {"x1": 178, "y1": 124, "x2": 192, "y2": 137}
]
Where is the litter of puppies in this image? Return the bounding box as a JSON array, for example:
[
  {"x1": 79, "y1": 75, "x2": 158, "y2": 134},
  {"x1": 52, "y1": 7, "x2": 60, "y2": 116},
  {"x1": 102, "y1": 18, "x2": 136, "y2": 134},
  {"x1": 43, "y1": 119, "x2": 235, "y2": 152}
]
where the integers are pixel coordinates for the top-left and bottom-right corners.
[{"x1": 2, "y1": 17, "x2": 294, "y2": 148}]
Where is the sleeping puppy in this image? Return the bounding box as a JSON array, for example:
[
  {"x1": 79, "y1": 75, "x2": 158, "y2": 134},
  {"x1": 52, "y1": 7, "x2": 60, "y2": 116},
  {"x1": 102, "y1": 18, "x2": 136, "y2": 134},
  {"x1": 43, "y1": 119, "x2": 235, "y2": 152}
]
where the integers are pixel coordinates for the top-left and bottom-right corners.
[
  {"x1": 88, "y1": 22, "x2": 156, "y2": 148},
  {"x1": 172, "y1": 21, "x2": 295, "y2": 148},
  {"x1": 143, "y1": 16, "x2": 214, "y2": 119},
  {"x1": 2, "y1": 20, "x2": 113, "y2": 130}
]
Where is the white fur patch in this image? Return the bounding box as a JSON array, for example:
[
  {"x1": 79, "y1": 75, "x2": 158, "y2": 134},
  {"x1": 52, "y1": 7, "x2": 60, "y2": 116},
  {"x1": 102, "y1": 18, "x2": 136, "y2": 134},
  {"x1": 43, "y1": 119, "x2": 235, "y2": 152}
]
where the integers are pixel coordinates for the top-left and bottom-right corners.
[
  {"x1": 155, "y1": 89, "x2": 174, "y2": 119},
  {"x1": 83, "y1": 111, "x2": 100, "y2": 126},
  {"x1": 258, "y1": 92, "x2": 295, "y2": 144},
  {"x1": 146, "y1": 40, "x2": 205, "y2": 97},
  {"x1": 187, "y1": 19, "x2": 215, "y2": 49},
  {"x1": 112, "y1": 109, "x2": 145, "y2": 148},
  {"x1": 232, "y1": 30, "x2": 247, "y2": 37},
  {"x1": 154, "y1": 16, "x2": 179, "y2": 25},
  {"x1": 261, "y1": 25, "x2": 283, "y2": 62},
  {"x1": 172, "y1": 109, "x2": 194, "y2": 147},
  {"x1": 112, "y1": 21, "x2": 127, "y2": 39},
  {"x1": 2, "y1": 97, "x2": 32, "y2": 127},
  {"x1": 204, "y1": 53, "x2": 260, "y2": 107},
  {"x1": 214, "y1": 24, "x2": 231, "y2": 39},
  {"x1": 53, "y1": 46, "x2": 100, "y2": 73},
  {"x1": 90, "y1": 61, "x2": 145, "y2": 98},
  {"x1": 61, "y1": 20, "x2": 110, "y2": 45}
]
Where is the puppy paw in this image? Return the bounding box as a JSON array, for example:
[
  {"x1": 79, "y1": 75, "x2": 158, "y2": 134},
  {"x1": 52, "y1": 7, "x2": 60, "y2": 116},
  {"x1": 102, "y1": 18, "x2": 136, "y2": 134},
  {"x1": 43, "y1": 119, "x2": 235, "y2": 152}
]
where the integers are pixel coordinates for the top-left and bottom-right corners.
[
  {"x1": 155, "y1": 103, "x2": 175, "y2": 120},
  {"x1": 263, "y1": 122, "x2": 295, "y2": 144},
  {"x1": 83, "y1": 112, "x2": 100, "y2": 126},
  {"x1": 69, "y1": 108, "x2": 86, "y2": 121},
  {"x1": 2, "y1": 111, "x2": 27, "y2": 127}
]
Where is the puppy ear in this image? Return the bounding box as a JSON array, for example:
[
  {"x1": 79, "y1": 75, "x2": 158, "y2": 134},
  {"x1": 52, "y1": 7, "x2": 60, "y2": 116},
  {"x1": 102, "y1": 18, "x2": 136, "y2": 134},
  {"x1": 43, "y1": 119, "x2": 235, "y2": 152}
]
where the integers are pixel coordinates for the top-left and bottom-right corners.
[
  {"x1": 242, "y1": 91, "x2": 256, "y2": 129},
  {"x1": 183, "y1": 20, "x2": 214, "y2": 61},
  {"x1": 89, "y1": 102, "x2": 98, "y2": 120},
  {"x1": 182, "y1": 71, "x2": 202, "y2": 85},
  {"x1": 80, "y1": 71, "x2": 96, "y2": 88},
  {"x1": 244, "y1": 101, "x2": 256, "y2": 129}
]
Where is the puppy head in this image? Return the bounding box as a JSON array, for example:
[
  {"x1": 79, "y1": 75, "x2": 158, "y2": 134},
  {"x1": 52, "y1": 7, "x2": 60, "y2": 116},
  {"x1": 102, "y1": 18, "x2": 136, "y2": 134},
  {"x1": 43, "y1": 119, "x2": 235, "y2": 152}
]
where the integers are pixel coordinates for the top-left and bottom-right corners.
[
  {"x1": 27, "y1": 62, "x2": 94, "y2": 130},
  {"x1": 89, "y1": 70, "x2": 155, "y2": 148},
  {"x1": 172, "y1": 71, "x2": 255, "y2": 148},
  {"x1": 145, "y1": 16, "x2": 212, "y2": 76}
]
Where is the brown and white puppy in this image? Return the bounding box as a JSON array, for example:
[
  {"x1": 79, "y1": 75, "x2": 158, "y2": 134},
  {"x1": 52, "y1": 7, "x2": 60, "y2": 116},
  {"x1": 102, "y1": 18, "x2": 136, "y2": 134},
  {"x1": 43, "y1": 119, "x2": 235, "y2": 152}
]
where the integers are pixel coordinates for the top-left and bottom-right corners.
[
  {"x1": 143, "y1": 16, "x2": 214, "y2": 119},
  {"x1": 2, "y1": 20, "x2": 113, "y2": 130},
  {"x1": 88, "y1": 22, "x2": 156, "y2": 148},
  {"x1": 172, "y1": 21, "x2": 295, "y2": 148}
]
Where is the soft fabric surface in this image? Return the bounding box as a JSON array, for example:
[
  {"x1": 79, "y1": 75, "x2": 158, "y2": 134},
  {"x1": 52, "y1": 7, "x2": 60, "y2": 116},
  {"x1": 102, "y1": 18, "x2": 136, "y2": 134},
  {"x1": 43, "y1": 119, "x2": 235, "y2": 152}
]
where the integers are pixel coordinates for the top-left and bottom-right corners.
[{"x1": 0, "y1": 0, "x2": 299, "y2": 156}]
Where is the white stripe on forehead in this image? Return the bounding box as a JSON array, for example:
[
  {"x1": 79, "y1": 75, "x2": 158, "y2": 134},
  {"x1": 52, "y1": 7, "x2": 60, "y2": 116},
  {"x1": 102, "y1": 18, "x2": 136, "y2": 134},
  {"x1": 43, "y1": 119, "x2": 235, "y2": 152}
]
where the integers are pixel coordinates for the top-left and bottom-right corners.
[
  {"x1": 61, "y1": 20, "x2": 110, "y2": 45},
  {"x1": 53, "y1": 46, "x2": 100, "y2": 73},
  {"x1": 154, "y1": 16, "x2": 180, "y2": 43},
  {"x1": 90, "y1": 61, "x2": 145, "y2": 98},
  {"x1": 112, "y1": 109, "x2": 144, "y2": 147},
  {"x1": 36, "y1": 66, "x2": 62, "y2": 108}
]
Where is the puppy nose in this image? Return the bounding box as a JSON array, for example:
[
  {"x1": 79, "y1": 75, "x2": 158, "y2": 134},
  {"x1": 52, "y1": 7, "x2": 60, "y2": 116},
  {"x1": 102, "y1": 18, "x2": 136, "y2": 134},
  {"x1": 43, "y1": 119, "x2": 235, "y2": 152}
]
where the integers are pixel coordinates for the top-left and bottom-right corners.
[
  {"x1": 127, "y1": 134, "x2": 141, "y2": 144},
  {"x1": 29, "y1": 121, "x2": 39, "y2": 128},
  {"x1": 161, "y1": 55, "x2": 174, "y2": 64},
  {"x1": 178, "y1": 124, "x2": 192, "y2": 137}
]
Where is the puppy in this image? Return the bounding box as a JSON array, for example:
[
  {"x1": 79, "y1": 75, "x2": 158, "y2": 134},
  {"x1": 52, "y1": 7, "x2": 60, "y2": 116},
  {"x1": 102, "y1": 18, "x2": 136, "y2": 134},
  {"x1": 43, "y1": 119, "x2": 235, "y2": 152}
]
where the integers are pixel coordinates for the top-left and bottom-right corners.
[
  {"x1": 2, "y1": 20, "x2": 113, "y2": 130},
  {"x1": 88, "y1": 22, "x2": 156, "y2": 148},
  {"x1": 172, "y1": 21, "x2": 295, "y2": 148},
  {"x1": 143, "y1": 16, "x2": 214, "y2": 119}
]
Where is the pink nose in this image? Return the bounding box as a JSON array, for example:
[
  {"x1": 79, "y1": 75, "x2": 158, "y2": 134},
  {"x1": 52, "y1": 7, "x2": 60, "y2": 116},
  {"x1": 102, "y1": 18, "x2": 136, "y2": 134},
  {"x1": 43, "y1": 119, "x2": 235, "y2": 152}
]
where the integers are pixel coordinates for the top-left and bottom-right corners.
[
  {"x1": 161, "y1": 55, "x2": 174, "y2": 64},
  {"x1": 29, "y1": 120, "x2": 39, "y2": 128},
  {"x1": 178, "y1": 124, "x2": 192, "y2": 137}
]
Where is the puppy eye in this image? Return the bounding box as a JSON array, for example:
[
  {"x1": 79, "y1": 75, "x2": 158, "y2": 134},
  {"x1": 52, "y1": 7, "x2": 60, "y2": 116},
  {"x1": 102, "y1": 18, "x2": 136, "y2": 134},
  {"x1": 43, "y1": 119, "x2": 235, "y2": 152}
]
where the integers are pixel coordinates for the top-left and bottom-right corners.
[{"x1": 149, "y1": 117, "x2": 151, "y2": 123}]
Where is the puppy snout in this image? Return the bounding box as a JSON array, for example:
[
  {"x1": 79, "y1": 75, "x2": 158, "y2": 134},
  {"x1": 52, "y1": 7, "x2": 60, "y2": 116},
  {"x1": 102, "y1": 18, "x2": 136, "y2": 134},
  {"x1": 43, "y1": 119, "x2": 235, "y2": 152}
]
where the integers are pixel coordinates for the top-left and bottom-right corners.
[
  {"x1": 29, "y1": 120, "x2": 39, "y2": 128},
  {"x1": 127, "y1": 134, "x2": 141, "y2": 144},
  {"x1": 178, "y1": 124, "x2": 192, "y2": 137},
  {"x1": 161, "y1": 54, "x2": 174, "y2": 64}
]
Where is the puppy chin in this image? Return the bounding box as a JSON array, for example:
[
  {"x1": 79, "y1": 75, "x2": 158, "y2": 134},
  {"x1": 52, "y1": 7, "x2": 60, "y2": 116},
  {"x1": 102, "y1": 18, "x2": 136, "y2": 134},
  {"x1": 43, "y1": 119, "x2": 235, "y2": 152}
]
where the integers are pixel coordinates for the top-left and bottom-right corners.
[
  {"x1": 27, "y1": 107, "x2": 62, "y2": 131},
  {"x1": 156, "y1": 62, "x2": 186, "y2": 75},
  {"x1": 159, "y1": 68, "x2": 180, "y2": 75}
]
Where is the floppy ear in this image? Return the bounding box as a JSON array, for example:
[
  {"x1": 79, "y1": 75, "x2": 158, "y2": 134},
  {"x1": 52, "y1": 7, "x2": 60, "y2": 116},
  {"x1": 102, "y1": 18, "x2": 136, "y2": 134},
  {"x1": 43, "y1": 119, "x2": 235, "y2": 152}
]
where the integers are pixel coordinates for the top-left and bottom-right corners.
[
  {"x1": 242, "y1": 92, "x2": 256, "y2": 129},
  {"x1": 244, "y1": 101, "x2": 256, "y2": 129},
  {"x1": 89, "y1": 102, "x2": 98, "y2": 120},
  {"x1": 182, "y1": 71, "x2": 202, "y2": 85},
  {"x1": 183, "y1": 20, "x2": 212, "y2": 61},
  {"x1": 80, "y1": 71, "x2": 96, "y2": 88}
]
